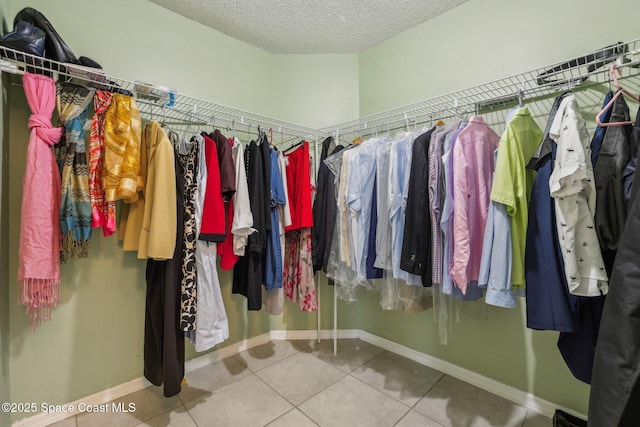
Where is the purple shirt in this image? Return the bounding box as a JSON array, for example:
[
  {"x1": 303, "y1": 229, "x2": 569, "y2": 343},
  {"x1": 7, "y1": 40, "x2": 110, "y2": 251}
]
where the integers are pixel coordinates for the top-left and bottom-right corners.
[{"x1": 451, "y1": 116, "x2": 500, "y2": 294}]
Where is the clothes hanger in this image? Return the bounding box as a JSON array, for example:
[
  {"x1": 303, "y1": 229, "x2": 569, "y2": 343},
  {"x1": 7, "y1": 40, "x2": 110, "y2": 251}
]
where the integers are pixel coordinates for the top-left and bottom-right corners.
[
  {"x1": 596, "y1": 63, "x2": 639, "y2": 127},
  {"x1": 517, "y1": 89, "x2": 525, "y2": 107}
]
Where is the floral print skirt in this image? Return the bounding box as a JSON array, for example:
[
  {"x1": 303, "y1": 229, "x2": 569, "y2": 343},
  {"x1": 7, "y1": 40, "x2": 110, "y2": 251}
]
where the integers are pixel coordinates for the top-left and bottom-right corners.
[{"x1": 283, "y1": 227, "x2": 318, "y2": 312}]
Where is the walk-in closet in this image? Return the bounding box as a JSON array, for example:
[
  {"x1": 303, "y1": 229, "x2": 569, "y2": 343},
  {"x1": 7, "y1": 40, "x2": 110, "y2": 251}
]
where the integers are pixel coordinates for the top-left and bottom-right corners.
[{"x1": 1, "y1": 0, "x2": 640, "y2": 426}]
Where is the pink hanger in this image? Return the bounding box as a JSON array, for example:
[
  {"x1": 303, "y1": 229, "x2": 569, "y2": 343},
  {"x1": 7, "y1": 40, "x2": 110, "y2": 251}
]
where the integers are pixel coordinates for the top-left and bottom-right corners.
[{"x1": 596, "y1": 63, "x2": 639, "y2": 127}]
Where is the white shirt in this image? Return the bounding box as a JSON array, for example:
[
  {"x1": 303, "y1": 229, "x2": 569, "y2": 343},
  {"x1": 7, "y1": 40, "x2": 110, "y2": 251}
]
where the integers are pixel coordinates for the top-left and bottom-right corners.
[
  {"x1": 549, "y1": 95, "x2": 608, "y2": 296},
  {"x1": 231, "y1": 138, "x2": 256, "y2": 256}
]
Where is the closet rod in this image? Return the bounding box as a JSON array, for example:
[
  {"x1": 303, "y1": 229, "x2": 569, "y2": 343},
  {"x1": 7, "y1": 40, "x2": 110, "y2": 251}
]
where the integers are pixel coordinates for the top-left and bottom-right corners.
[
  {"x1": 321, "y1": 37, "x2": 640, "y2": 141},
  {"x1": 0, "y1": 46, "x2": 328, "y2": 143}
]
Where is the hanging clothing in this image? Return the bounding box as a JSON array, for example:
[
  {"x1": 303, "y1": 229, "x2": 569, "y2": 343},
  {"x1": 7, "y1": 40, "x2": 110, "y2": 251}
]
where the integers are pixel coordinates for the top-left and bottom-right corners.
[
  {"x1": 313, "y1": 143, "x2": 344, "y2": 273},
  {"x1": 199, "y1": 135, "x2": 226, "y2": 242},
  {"x1": 284, "y1": 228, "x2": 318, "y2": 312},
  {"x1": 175, "y1": 135, "x2": 199, "y2": 332},
  {"x1": 264, "y1": 147, "x2": 286, "y2": 290},
  {"x1": 56, "y1": 82, "x2": 95, "y2": 262},
  {"x1": 285, "y1": 141, "x2": 313, "y2": 231},
  {"x1": 88, "y1": 90, "x2": 116, "y2": 237},
  {"x1": 450, "y1": 116, "x2": 500, "y2": 294},
  {"x1": 591, "y1": 91, "x2": 614, "y2": 167},
  {"x1": 123, "y1": 122, "x2": 177, "y2": 261},
  {"x1": 233, "y1": 138, "x2": 268, "y2": 310},
  {"x1": 554, "y1": 93, "x2": 617, "y2": 385},
  {"x1": 366, "y1": 175, "x2": 383, "y2": 280},
  {"x1": 264, "y1": 152, "x2": 291, "y2": 315},
  {"x1": 548, "y1": 95, "x2": 608, "y2": 297},
  {"x1": 189, "y1": 134, "x2": 229, "y2": 351},
  {"x1": 525, "y1": 93, "x2": 576, "y2": 332},
  {"x1": 118, "y1": 121, "x2": 148, "y2": 254},
  {"x1": 337, "y1": 148, "x2": 354, "y2": 269},
  {"x1": 593, "y1": 95, "x2": 633, "y2": 270},
  {"x1": 312, "y1": 137, "x2": 336, "y2": 272},
  {"x1": 401, "y1": 127, "x2": 436, "y2": 286},
  {"x1": 589, "y1": 112, "x2": 640, "y2": 427},
  {"x1": 346, "y1": 137, "x2": 385, "y2": 281},
  {"x1": 428, "y1": 122, "x2": 459, "y2": 286},
  {"x1": 230, "y1": 137, "x2": 255, "y2": 256},
  {"x1": 283, "y1": 142, "x2": 317, "y2": 310},
  {"x1": 18, "y1": 73, "x2": 64, "y2": 331},
  {"x1": 102, "y1": 94, "x2": 142, "y2": 202},
  {"x1": 439, "y1": 122, "x2": 483, "y2": 300},
  {"x1": 374, "y1": 142, "x2": 392, "y2": 270},
  {"x1": 143, "y1": 143, "x2": 184, "y2": 398},
  {"x1": 218, "y1": 136, "x2": 240, "y2": 271},
  {"x1": 490, "y1": 107, "x2": 543, "y2": 291},
  {"x1": 210, "y1": 129, "x2": 236, "y2": 202},
  {"x1": 478, "y1": 148, "x2": 514, "y2": 307},
  {"x1": 390, "y1": 132, "x2": 422, "y2": 286}
]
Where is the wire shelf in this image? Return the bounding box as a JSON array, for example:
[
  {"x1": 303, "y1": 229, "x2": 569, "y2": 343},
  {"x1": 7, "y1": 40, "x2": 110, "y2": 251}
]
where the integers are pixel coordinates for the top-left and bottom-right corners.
[
  {"x1": 0, "y1": 45, "x2": 327, "y2": 145},
  {"x1": 320, "y1": 38, "x2": 640, "y2": 140}
]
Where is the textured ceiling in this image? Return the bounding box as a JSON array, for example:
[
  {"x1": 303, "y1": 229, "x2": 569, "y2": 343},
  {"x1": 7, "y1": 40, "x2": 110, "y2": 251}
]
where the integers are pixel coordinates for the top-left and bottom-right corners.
[{"x1": 148, "y1": 0, "x2": 469, "y2": 54}]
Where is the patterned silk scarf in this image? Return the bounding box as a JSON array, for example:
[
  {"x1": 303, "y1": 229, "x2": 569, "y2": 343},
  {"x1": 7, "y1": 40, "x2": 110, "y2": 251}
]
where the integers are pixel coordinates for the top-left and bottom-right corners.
[
  {"x1": 56, "y1": 82, "x2": 95, "y2": 262},
  {"x1": 89, "y1": 91, "x2": 116, "y2": 236}
]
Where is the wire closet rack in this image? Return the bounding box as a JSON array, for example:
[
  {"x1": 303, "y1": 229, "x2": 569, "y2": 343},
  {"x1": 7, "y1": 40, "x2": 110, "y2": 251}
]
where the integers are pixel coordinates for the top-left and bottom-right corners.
[
  {"x1": 0, "y1": 43, "x2": 328, "y2": 344},
  {"x1": 321, "y1": 38, "x2": 640, "y2": 141},
  {"x1": 3, "y1": 37, "x2": 640, "y2": 355},
  {"x1": 0, "y1": 45, "x2": 327, "y2": 146}
]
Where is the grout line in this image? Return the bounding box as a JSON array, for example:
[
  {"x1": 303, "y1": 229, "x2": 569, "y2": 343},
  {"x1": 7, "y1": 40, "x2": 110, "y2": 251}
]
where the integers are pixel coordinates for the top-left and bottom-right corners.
[
  {"x1": 392, "y1": 406, "x2": 416, "y2": 427},
  {"x1": 183, "y1": 400, "x2": 200, "y2": 427},
  {"x1": 346, "y1": 373, "x2": 412, "y2": 409},
  {"x1": 251, "y1": 351, "x2": 347, "y2": 409},
  {"x1": 409, "y1": 372, "x2": 446, "y2": 410}
]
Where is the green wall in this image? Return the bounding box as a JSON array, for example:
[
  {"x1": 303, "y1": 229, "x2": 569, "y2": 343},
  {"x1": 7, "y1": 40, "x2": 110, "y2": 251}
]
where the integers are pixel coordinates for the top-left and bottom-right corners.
[
  {"x1": 0, "y1": 0, "x2": 11, "y2": 424},
  {"x1": 359, "y1": 0, "x2": 640, "y2": 116},
  {"x1": 4, "y1": 0, "x2": 359, "y2": 423},
  {"x1": 3, "y1": 0, "x2": 639, "y2": 422},
  {"x1": 356, "y1": 0, "x2": 640, "y2": 415}
]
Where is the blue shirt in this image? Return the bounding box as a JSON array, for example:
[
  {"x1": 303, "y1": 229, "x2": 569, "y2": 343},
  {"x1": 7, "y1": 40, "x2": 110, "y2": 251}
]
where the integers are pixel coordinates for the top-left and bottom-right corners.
[
  {"x1": 389, "y1": 132, "x2": 422, "y2": 285},
  {"x1": 346, "y1": 137, "x2": 385, "y2": 280},
  {"x1": 264, "y1": 147, "x2": 286, "y2": 290},
  {"x1": 478, "y1": 149, "x2": 518, "y2": 308}
]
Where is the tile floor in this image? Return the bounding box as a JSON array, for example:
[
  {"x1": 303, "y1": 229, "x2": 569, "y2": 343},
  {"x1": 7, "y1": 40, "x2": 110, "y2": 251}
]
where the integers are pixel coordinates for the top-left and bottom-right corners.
[{"x1": 50, "y1": 339, "x2": 552, "y2": 427}]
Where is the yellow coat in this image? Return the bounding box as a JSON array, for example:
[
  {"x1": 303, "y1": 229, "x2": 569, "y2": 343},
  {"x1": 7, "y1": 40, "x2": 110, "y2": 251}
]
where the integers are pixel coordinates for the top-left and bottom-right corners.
[{"x1": 120, "y1": 121, "x2": 176, "y2": 260}]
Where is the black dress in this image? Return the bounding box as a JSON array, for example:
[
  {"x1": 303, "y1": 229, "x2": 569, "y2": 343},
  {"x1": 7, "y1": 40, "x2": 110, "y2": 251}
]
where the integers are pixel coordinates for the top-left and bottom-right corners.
[
  {"x1": 143, "y1": 131, "x2": 185, "y2": 397},
  {"x1": 233, "y1": 136, "x2": 269, "y2": 310}
]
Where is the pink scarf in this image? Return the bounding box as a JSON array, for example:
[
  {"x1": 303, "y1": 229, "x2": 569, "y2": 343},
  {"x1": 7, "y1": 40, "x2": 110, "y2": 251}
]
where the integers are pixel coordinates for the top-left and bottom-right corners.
[{"x1": 18, "y1": 73, "x2": 63, "y2": 331}]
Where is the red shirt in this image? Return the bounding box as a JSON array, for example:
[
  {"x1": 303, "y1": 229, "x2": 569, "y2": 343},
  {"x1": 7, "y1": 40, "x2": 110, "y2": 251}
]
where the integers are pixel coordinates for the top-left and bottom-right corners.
[
  {"x1": 199, "y1": 135, "x2": 226, "y2": 242},
  {"x1": 285, "y1": 142, "x2": 313, "y2": 231}
]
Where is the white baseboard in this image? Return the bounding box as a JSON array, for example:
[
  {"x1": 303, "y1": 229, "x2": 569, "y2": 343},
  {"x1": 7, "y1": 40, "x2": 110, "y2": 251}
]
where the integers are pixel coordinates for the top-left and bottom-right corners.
[
  {"x1": 12, "y1": 377, "x2": 152, "y2": 427},
  {"x1": 355, "y1": 330, "x2": 585, "y2": 420},
  {"x1": 13, "y1": 328, "x2": 582, "y2": 426}
]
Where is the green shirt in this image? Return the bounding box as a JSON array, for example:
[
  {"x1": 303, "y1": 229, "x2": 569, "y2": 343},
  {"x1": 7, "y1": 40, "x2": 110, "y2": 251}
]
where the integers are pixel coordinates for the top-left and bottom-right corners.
[{"x1": 490, "y1": 108, "x2": 543, "y2": 290}]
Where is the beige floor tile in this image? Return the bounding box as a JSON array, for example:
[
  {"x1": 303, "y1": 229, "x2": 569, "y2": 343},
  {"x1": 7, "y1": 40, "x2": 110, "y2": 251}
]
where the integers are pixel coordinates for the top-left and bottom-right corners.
[
  {"x1": 414, "y1": 375, "x2": 527, "y2": 427},
  {"x1": 235, "y1": 340, "x2": 301, "y2": 371},
  {"x1": 266, "y1": 408, "x2": 319, "y2": 427},
  {"x1": 522, "y1": 410, "x2": 553, "y2": 427},
  {"x1": 184, "y1": 374, "x2": 293, "y2": 427},
  {"x1": 395, "y1": 410, "x2": 444, "y2": 426},
  {"x1": 179, "y1": 355, "x2": 251, "y2": 403},
  {"x1": 47, "y1": 416, "x2": 77, "y2": 427},
  {"x1": 76, "y1": 387, "x2": 181, "y2": 427},
  {"x1": 298, "y1": 375, "x2": 410, "y2": 427},
  {"x1": 292, "y1": 338, "x2": 385, "y2": 373},
  {"x1": 256, "y1": 352, "x2": 346, "y2": 405},
  {"x1": 134, "y1": 405, "x2": 196, "y2": 427},
  {"x1": 351, "y1": 351, "x2": 444, "y2": 406}
]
